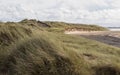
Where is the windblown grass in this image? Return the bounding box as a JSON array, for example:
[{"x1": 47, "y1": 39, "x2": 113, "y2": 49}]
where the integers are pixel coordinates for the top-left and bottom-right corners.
[
  {"x1": 45, "y1": 21, "x2": 108, "y2": 32},
  {"x1": 0, "y1": 19, "x2": 120, "y2": 75}
]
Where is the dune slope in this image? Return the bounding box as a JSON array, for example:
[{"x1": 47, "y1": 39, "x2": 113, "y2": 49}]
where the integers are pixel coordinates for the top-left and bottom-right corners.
[{"x1": 0, "y1": 20, "x2": 120, "y2": 75}]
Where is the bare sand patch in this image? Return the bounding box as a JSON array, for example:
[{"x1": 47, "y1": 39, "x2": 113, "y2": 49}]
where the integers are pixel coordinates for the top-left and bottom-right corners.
[{"x1": 65, "y1": 31, "x2": 120, "y2": 48}]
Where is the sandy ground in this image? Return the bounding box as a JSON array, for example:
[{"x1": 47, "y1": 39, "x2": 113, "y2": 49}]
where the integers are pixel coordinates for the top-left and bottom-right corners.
[{"x1": 65, "y1": 31, "x2": 120, "y2": 48}]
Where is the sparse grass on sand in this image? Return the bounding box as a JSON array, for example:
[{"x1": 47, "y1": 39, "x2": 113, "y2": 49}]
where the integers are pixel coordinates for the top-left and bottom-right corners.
[{"x1": 0, "y1": 19, "x2": 120, "y2": 75}]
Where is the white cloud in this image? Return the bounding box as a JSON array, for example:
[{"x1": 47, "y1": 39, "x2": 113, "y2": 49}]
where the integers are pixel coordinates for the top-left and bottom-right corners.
[{"x1": 0, "y1": 0, "x2": 120, "y2": 27}]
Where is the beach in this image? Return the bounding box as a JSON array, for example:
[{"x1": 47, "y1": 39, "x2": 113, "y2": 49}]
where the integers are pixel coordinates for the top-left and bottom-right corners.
[{"x1": 65, "y1": 30, "x2": 120, "y2": 48}]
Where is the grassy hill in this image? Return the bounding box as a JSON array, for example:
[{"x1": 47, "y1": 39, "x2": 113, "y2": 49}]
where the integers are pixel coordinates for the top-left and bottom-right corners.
[
  {"x1": 0, "y1": 19, "x2": 120, "y2": 75},
  {"x1": 44, "y1": 21, "x2": 108, "y2": 32},
  {"x1": 19, "y1": 19, "x2": 108, "y2": 32}
]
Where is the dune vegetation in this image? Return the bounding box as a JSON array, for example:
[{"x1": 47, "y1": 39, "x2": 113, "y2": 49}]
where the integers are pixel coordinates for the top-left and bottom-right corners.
[
  {"x1": 45, "y1": 21, "x2": 108, "y2": 32},
  {"x1": 0, "y1": 19, "x2": 120, "y2": 75}
]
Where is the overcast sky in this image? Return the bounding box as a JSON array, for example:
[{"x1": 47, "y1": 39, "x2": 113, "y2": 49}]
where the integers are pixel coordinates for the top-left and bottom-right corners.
[{"x1": 0, "y1": 0, "x2": 120, "y2": 27}]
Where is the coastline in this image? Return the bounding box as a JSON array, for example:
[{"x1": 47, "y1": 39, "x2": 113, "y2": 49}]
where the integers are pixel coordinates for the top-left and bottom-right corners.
[{"x1": 65, "y1": 30, "x2": 120, "y2": 48}]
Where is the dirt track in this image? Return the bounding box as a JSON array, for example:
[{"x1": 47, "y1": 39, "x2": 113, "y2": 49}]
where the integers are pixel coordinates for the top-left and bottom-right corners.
[{"x1": 65, "y1": 31, "x2": 120, "y2": 48}]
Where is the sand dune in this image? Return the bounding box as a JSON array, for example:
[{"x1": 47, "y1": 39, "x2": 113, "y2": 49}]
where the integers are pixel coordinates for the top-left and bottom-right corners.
[{"x1": 65, "y1": 31, "x2": 120, "y2": 48}]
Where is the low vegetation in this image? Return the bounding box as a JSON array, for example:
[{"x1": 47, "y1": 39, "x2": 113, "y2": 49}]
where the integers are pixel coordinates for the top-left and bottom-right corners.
[
  {"x1": 45, "y1": 21, "x2": 108, "y2": 32},
  {"x1": 0, "y1": 19, "x2": 120, "y2": 75}
]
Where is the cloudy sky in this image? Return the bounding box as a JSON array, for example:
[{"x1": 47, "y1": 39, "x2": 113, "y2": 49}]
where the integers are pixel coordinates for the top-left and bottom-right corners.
[{"x1": 0, "y1": 0, "x2": 120, "y2": 27}]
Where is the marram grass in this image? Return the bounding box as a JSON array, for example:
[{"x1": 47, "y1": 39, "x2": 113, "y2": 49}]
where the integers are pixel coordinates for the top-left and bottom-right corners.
[{"x1": 0, "y1": 19, "x2": 120, "y2": 75}]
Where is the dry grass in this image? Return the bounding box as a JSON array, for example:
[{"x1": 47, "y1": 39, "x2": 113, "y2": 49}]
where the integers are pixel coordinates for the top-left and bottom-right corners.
[{"x1": 0, "y1": 19, "x2": 120, "y2": 75}]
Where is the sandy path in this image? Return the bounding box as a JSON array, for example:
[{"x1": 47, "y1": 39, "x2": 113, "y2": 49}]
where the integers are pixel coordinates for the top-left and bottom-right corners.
[{"x1": 65, "y1": 31, "x2": 120, "y2": 48}]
